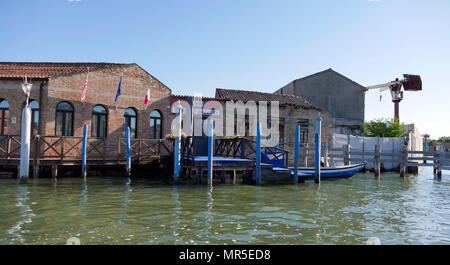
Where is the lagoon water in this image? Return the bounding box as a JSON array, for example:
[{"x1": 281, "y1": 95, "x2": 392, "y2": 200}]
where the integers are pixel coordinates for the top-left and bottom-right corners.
[{"x1": 1, "y1": 168, "x2": 449, "y2": 245}]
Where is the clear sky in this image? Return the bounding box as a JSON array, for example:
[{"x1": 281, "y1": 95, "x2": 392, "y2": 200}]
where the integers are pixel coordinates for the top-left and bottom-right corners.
[{"x1": 1, "y1": 0, "x2": 449, "y2": 139}]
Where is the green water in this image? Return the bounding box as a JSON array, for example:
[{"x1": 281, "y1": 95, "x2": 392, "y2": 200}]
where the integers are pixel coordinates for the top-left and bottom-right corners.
[{"x1": 1, "y1": 168, "x2": 449, "y2": 245}]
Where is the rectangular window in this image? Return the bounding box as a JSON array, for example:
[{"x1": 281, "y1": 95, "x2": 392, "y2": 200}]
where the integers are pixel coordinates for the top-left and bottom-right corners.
[
  {"x1": 279, "y1": 118, "x2": 285, "y2": 144},
  {"x1": 297, "y1": 119, "x2": 309, "y2": 143}
]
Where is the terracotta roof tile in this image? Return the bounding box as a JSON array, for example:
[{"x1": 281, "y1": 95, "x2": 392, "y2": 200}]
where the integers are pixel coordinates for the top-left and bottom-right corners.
[
  {"x1": 215, "y1": 88, "x2": 321, "y2": 110},
  {"x1": 0, "y1": 62, "x2": 129, "y2": 79}
]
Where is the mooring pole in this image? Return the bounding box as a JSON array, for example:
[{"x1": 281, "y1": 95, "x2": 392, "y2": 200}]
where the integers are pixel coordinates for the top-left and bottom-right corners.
[
  {"x1": 173, "y1": 107, "x2": 182, "y2": 181},
  {"x1": 207, "y1": 120, "x2": 214, "y2": 185},
  {"x1": 314, "y1": 114, "x2": 322, "y2": 184},
  {"x1": 324, "y1": 141, "x2": 329, "y2": 168},
  {"x1": 255, "y1": 122, "x2": 262, "y2": 185},
  {"x1": 293, "y1": 124, "x2": 301, "y2": 184},
  {"x1": 19, "y1": 105, "x2": 32, "y2": 180},
  {"x1": 125, "y1": 126, "x2": 132, "y2": 178},
  {"x1": 81, "y1": 124, "x2": 88, "y2": 179},
  {"x1": 19, "y1": 79, "x2": 33, "y2": 181},
  {"x1": 374, "y1": 144, "x2": 381, "y2": 179}
]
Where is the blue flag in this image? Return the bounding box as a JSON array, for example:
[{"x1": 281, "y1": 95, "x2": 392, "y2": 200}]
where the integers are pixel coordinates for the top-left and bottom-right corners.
[{"x1": 114, "y1": 74, "x2": 123, "y2": 105}]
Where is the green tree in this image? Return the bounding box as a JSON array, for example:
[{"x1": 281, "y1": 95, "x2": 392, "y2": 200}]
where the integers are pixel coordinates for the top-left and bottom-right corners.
[
  {"x1": 438, "y1": 137, "x2": 450, "y2": 143},
  {"x1": 362, "y1": 118, "x2": 405, "y2": 138}
]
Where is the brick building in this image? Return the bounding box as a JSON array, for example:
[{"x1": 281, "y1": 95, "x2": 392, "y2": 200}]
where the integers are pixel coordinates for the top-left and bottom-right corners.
[
  {"x1": 214, "y1": 88, "x2": 333, "y2": 147},
  {"x1": 0, "y1": 62, "x2": 172, "y2": 153}
]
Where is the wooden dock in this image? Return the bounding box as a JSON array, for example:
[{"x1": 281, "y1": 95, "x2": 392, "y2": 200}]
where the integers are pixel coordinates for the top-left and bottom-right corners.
[
  {"x1": 2, "y1": 133, "x2": 448, "y2": 181},
  {"x1": 0, "y1": 135, "x2": 173, "y2": 178}
]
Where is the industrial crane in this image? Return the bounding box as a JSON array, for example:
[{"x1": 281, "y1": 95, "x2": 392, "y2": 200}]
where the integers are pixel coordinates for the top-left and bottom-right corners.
[{"x1": 366, "y1": 74, "x2": 422, "y2": 122}]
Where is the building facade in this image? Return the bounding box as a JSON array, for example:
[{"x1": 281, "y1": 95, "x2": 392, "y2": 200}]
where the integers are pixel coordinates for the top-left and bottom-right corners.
[
  {"x1": 214, "y1": 89, "x2": 333, "y2": 167},
  {"x1": 275, "y1": 68, "x2": 366, "y2": 135},
  {"x1": 0, "y1": 62, "x2": 172, "y2": 149}
]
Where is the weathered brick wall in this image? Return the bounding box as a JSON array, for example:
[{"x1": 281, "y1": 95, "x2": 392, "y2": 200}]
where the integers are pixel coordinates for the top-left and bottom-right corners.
[
  {"x1": 0, "y1": 64, "x2": 172, "y2": 160},
  {"x1": 0, "y1": 79, "x2": 44, "y2": 135},
  {"x1": 45, "y1": 64, "x2": 171, "y2": 139}
]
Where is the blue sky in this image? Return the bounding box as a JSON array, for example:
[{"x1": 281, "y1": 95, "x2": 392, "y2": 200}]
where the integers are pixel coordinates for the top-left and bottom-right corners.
[{"x1": 1, "y1": 0, "x2": 449, "y2": 138}]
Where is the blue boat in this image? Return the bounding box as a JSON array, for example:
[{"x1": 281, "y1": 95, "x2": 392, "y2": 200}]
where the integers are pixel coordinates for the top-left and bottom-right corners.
[{"x1": 272, "y1": 162, "x2": 367, "y2": 179}]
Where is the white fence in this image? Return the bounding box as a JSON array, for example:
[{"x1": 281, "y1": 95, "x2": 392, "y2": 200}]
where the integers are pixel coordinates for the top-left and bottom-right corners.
[{"x1": 331, "y1": 134, "x2": 405, "y2": 170}]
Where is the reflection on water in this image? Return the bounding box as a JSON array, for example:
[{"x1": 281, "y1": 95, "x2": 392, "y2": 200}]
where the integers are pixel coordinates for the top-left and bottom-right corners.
[{"x1": 0, "y1": 168, "x2": 450, "y2": 245}]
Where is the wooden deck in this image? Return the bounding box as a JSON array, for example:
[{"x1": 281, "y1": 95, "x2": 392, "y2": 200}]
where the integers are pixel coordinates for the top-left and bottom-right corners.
[{"x1": 0, "y1": 135, "x2": 174, "y2": 167}]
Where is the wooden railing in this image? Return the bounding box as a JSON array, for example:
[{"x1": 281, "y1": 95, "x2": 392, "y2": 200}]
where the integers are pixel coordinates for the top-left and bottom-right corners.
[
  {"x1": 0, "y1": 135, "x2": 173, "y2": 164},
  {"x1": 180, "y1": 137, "x2": 289, "y2": 167},
  {"x1": 0, "y1": 135, "x2": 22, "y2": 159},
  {"x1": 118, "y1": 138, "x2": 173, "y2": 162},
  {"x1": 407, "y1": 150, "x2": 450, "y2": 169}
]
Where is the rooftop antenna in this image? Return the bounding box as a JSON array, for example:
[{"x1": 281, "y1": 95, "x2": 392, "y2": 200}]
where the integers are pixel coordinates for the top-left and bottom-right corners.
[{"x1": 367, "y1": 74, "x2": 422, "y2": 122}]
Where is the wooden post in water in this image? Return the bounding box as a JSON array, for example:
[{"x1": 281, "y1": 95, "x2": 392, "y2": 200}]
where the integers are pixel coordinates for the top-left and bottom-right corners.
[
  {"x1": 255, "y1": 122, "x2": 262, "y2": 185},
  {"x1": 33, "y1": 135, "x2": 40, "y2": 179},
  {"x1": 374, "y1": 144, "x2": 381, "y2": 178},
  {"x1": 436, "y1": 153, "x2": 442, "y2": 180},
  {"x1": 81, "y1": 124, "x2": 88, "y2": 179},
  {"x1": 343, "y1": 144, "x2": 350, "y2": 166},
  {"x1": 304, "y1": 143, "x2": 309, "y2": 167},
  {"x1": 51, "y1": 165, "x2": 58, "y2": 179},
  {"x1": 314, "y1": 114, "x2": 322, "y2": 184},
  {"x1": 399, "y1": 145, "x2": 407, "y2": 178},
  {"x1": 323, "y1": 141, "x2": 329, "y2": 168},
  {"x1": 207, "y1": 120, "x2": 214, "y2": 185},
  {"x1": 125, "y1": 126, "x2": 132, "y2": 178},
  {"x1": 293, "y1": 125, "x2": 301, "y2": 184}
]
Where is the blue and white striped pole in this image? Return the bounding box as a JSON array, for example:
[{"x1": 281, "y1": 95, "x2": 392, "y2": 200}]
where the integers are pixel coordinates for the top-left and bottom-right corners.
[
  {"x1": 125, "y1": 126, "x2": 132, "y2": 177},
  {"x1": 314, "y1": 114, "x2": 322, "y2": 184},
  {"x1": 293, "y1": 125, "x2": 301, "y2": 184},
  {"x1": 173, "y1": 107, "x2": 182, "y2": 180},
  {"x1": 207, "y1": 120, "x2": 214, "y2": 185},
  {"x1": 81, "y1": 124, "x2": 88, "y2": 179},
  {"x1": 255, "y1": 122, "x2": 262, "y2": 185}
]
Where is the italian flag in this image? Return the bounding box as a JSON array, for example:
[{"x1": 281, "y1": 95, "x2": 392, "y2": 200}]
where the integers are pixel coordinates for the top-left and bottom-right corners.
[{"x1": 144, "y1": 89, "x2": 150, "y2": 108}]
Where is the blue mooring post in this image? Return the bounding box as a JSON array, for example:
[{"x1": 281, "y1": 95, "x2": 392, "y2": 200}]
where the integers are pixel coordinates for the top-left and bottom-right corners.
[
  {"x1": 293, "y1": 125, "x2": 301, "y2": 184},
  {"x1": 125, "y1": 126, "x2": 132, "y2": 177},
  {"x1": 255, "y1": 122, "x2": 262, "y2": 185},
  {"x1": 207, "y1": 120, "x2": 214, "y2": 185},
  {"x1": 173, "y1": 107, "x2": 182, "y2": 181},
  {"x1": 314, "y1": 114, "x2": 322, "y2": 184},
  {"x1": 81, "y1": 124, "x2": 88, "y2": 179}
]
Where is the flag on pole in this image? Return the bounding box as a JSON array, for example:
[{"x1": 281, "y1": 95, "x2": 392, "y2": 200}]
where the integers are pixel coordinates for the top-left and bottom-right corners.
[
  {"x1": 80, "y1": 68, "x2": 89, "y2": 103},
  {"x1": 144, "y1": 89, "x2": 150, "y2": 109},
  {"x1": 114, "y1": 73, "x2": 123, "y2": 105}
]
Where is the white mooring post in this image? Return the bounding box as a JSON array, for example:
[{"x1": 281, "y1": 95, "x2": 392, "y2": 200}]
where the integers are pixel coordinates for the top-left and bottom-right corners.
[
  {"x1": 19, "y1": 79, "x2": 33, "y2": 180},
  {"x1": 19, "y1": 106, "x2": 32, "y2": 179}
]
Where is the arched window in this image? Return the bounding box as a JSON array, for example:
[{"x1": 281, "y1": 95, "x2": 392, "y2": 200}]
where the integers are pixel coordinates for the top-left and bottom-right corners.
[
  {"x1": 29, "y1": 101, "x2": 39, "y2": 135},
  {"x1": 0, "y1": 99, "x2": 10, "y2": 135},
  {"x1": 92, "y1": 105, "x2": 107, "y2": 138},
  {"x1": 55, "y1": 101, "x2": 74, "y2": 136},
  {"x1": 123, "y1": 108, "x2": 137, "y2": 138},
  {"x1": 150, "y1": 110, "x2": 162, "y2": 139}
]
